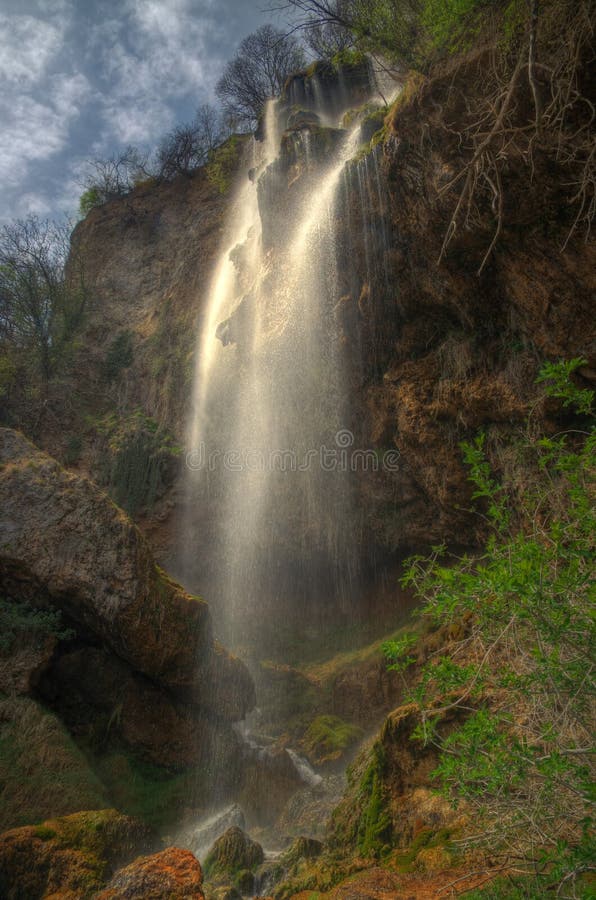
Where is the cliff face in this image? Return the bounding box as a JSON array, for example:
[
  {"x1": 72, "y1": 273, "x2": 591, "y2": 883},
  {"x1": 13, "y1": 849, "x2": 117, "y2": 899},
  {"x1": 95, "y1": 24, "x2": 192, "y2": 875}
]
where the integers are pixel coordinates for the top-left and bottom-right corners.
[
  {"x1": 71, "y1": 169, "x2": 228, "y2": 439},
  {"x1": 336, "y1": 57, "x2": 595, "y2": 556}
]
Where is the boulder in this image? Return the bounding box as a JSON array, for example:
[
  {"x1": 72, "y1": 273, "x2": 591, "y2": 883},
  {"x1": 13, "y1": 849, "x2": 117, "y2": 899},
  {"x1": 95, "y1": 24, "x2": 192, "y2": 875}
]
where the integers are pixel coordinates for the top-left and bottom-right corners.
[
  {"x1": 203, "y1": 826, "x2": 264, "y2": 890},
  {"x1": 0, "y1": 428, "x2": 254, "y2": 720},
  {"x1": 97, "y1": 847, "x2": 204, "y2": 899}
]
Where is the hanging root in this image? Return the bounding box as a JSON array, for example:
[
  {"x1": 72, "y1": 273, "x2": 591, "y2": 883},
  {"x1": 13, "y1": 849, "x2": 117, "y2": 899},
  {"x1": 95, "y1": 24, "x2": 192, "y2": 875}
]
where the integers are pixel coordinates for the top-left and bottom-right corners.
[{"x1": 437, "y1": 0, "x2": 595, "y2": 272}]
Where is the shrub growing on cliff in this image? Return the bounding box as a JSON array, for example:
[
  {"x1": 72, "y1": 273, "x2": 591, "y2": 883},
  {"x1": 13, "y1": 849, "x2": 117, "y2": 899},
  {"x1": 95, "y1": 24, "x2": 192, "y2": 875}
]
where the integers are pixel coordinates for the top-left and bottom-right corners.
[
  {"x1": 155, "y1": 104, "x2": 229, "y2": 180},
  {"x1": 206, "y1": 136, "x2": 245, "y2": 194},
  {"x1": 101, "y1": 330, "x2": 134, "y2": 382},
  {"x1": 392, "y1": 360, "x2": 595, "y2": 893}
]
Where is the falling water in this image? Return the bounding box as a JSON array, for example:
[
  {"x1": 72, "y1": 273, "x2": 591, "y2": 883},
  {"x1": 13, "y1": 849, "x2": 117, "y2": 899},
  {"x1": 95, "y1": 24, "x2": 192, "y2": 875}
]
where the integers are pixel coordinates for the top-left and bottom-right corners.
[{"x1": 184, "y1": 70, "x2": 398, "y2": 648}]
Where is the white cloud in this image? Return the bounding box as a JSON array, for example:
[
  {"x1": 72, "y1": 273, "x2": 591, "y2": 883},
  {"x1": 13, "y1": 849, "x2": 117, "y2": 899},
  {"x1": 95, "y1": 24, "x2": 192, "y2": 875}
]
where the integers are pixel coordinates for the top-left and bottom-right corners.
[
  {"x1": 0, "y1": 13, "x2": 65, "y2": 86},
  {"x1": 13, "y1": 191, "x2": 53, "y2": 217},
  {"x1": 0, "y1": 72, "x2": 91, "y2": 190},
  {"x1": 0, "y1": 0, "x2": 273, "y2": 221},
  {"x1": 90, "y1": 0, "x2": 220, "y2": 145}
]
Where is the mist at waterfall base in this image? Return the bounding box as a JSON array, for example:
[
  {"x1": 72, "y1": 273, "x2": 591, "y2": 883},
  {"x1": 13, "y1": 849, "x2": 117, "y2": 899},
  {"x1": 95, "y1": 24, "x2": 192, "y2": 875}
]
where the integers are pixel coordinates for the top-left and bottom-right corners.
[{"x1": 180, "y1": 63, "x2": 403, "y2": 653}]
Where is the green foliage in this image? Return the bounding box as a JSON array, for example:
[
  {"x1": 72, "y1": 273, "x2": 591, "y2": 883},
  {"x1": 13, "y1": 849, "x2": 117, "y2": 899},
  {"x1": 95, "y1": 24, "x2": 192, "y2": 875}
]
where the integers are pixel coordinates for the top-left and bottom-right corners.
[
  {"x1": 420, "y1": 0, "x2": 489, "y2": 52},
  {"x1": 536, "y1": 357, "x2": 593, "y2": 416},
  {"x1": 381, "y1": 633, "x2": 417, "y2": 673},
  {"x1": 96, "y1": 410, "x2": 181, "y2": 514},
  {"x1": 335, "y1": 0, "x2": 527, "y2": 70},
  {"x1": 101, "y1": 330, "x2": 134, "y2": 382},
  {"x1": 0, "y1": 597, "x2": 74, "y2": 653},
  {"x1": 79, "y1": 186, "x2": 102, "y2": 216},
  {"x1": 206, "y1": 135, "x2": 244, "y2": 194},
  {"x1": 400, "y1": 360, "x2": 595, "y2": 888},
  {"x1": 331, "y1": 48, "x2": 367, "y2": 69}
]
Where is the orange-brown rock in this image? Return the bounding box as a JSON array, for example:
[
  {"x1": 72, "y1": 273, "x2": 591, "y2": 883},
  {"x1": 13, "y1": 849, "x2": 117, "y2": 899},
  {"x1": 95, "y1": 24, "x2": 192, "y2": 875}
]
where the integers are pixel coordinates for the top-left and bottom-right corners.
[{"x1": 97, "y1": 847, "x2": 204, "y2": 899}]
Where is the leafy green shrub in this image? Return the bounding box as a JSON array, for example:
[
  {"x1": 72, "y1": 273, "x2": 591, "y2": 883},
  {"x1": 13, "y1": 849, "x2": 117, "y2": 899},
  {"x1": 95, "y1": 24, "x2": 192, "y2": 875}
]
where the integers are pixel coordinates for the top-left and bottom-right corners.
[
  {"x1": 536, "y1": 356, "x2": 593, "y2": 416},
  {"x1": 101, "y1": 330, "x2": 134, "y2": 382},
  {"x1": 79, "y1": 186, "x2": 102, "y2": 216},
  {"x1": 381, "y1": 633, "x2": 418, "y2": 675},
  {"x1": 0, "y1": 597, "x2": 74, "y2": 653},
  {"x1": 397, "y1": 360, "x2": 595, "y2": 892},
  {"x1": 206, "y1": 135, "x2": 244, "y2": 194}
]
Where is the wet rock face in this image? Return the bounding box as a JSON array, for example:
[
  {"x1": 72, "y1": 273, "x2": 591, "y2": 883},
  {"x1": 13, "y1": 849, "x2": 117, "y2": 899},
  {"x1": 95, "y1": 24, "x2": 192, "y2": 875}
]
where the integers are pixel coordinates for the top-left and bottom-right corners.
[
  {"x1": 36, "y1": 645, "x2": 244, "y2": 774},
  {"x1": 0, "y1": 427, "x2": 254, "y2": 719},
  {"x1": 281, "y1": 58, "x2": 375, "y2": 122},
  {"x1": 0, "y1": 428, "x2": 255, "y2": 813},
  {"x1": 332, "y1": 62, "x2": 596, "y2": 555},
  {"x1": 185, "y1": 805, "x2": 246, "y2": 860}
]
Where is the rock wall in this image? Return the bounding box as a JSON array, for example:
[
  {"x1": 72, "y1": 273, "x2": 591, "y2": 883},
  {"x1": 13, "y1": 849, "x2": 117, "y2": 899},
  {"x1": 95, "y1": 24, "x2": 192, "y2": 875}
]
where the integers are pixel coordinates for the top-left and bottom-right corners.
[{"x1": 334, "y1": 56, "x2": 595, "y2": 556}]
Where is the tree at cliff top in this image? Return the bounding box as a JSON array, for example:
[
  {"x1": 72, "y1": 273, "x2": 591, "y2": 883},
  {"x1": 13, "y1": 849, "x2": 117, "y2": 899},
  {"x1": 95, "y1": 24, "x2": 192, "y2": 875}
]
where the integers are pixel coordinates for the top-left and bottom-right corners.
[
  {"x1": 155, "y1": 104, "x2": 230, "y2": 181},
  {"x1": 384, "y1": 360, "x2": 595, "y2": 895},
  {"x1": 78, "y1": 145, "x2": 151, "y2": 214},
  {"x1": 215, "y1": 25, "x2": 306, "y2": 128}
]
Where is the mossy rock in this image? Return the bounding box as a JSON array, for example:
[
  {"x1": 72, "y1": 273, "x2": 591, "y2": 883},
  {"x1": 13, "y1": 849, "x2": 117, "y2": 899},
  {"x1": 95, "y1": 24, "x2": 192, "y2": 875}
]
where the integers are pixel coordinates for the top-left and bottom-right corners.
[
  {"x1": 0, "y1": 809, "x2": 158, "y2": 899},
  {"x1": 203, "y1": 827, "x2": 264, "y2": 885},
  {"x1": 0, "y1": 696, "x2": 108, "y2": 832},
  {"x1": 303, "y1": 715, "x2": 363, "y2": 764},
  {"x1": 281, "y1": 836, "x2": 323, "y2": 867},
  {"x1": 287, "y1": 108, "x2": 322, "y2": 130}
]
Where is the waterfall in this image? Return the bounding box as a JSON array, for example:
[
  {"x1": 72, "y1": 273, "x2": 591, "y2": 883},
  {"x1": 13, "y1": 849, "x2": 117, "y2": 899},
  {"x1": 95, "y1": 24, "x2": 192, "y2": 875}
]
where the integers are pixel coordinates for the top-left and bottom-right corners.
[{"x1": 184, "y1": 72, "x2": 397, "y2": 647}]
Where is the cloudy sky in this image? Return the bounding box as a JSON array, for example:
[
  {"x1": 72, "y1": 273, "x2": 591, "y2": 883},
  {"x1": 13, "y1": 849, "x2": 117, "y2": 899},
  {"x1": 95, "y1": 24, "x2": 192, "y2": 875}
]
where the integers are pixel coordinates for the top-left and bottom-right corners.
[{"x1": 0, "y1": 0, "x2": 292, "y2": 222}]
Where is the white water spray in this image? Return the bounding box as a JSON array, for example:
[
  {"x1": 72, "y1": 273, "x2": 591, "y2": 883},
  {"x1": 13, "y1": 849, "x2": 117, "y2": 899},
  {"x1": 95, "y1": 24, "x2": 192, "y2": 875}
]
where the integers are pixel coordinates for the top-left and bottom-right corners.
[{"x1": 184, "y1": 71, "x2": 396, "y2": 644}]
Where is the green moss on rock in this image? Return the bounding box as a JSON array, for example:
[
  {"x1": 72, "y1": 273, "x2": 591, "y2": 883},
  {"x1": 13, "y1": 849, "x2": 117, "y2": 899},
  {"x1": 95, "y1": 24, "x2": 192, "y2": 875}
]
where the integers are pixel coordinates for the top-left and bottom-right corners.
[
  {"x1": 0, "y1": 697, "x2": 108, "y2": 832},
  {"x1": 203, "y1": 826, "x2": 264, "y2": 887},
  {"x1": 303, "y1": 715, "x2": 363, "y2": 763}
]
